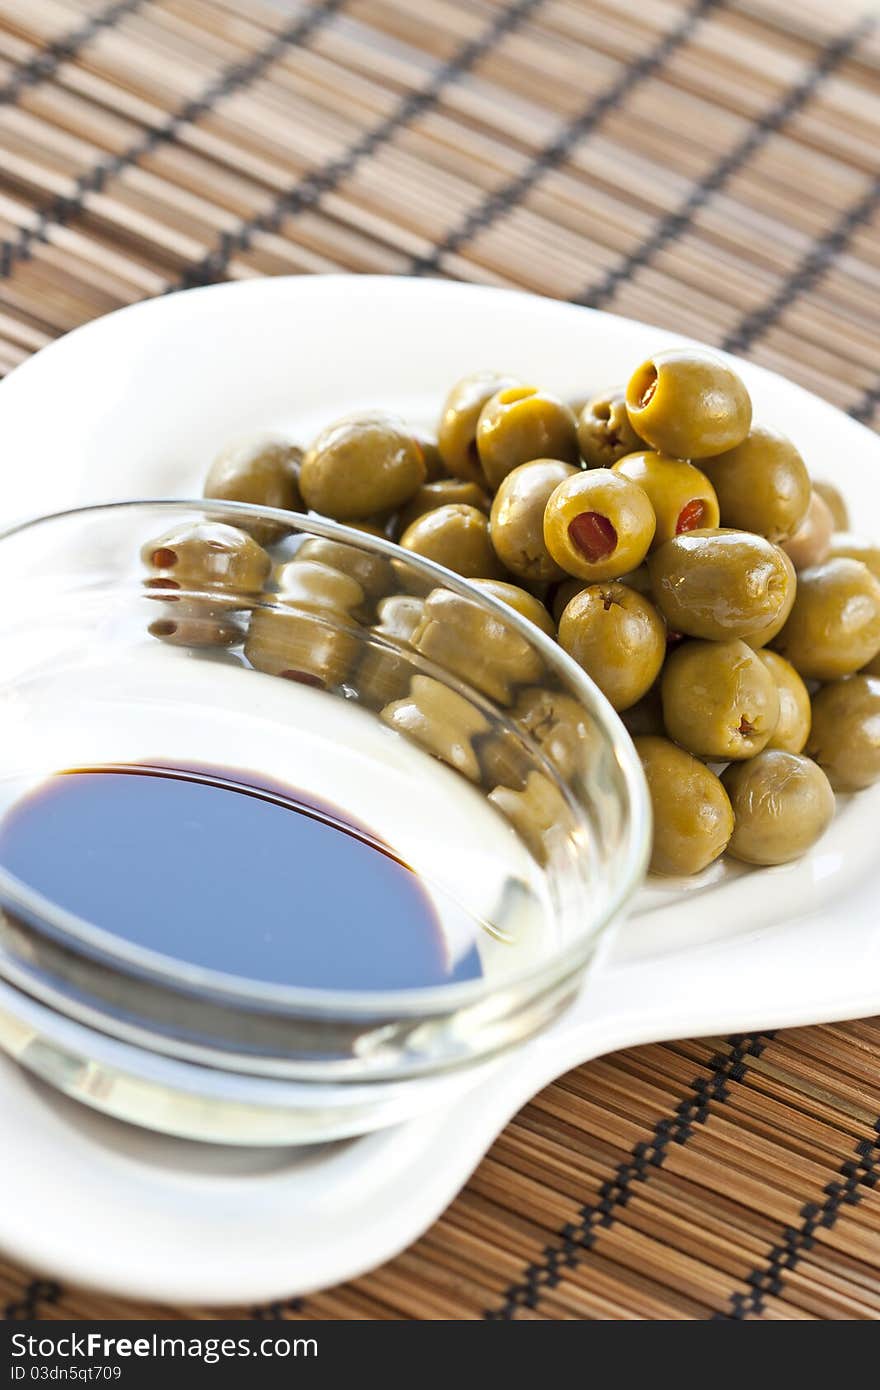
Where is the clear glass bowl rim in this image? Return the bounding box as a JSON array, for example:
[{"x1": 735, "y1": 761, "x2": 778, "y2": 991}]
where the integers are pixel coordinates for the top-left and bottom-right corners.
[{"x1": 0, "y1": 498, "x2": 651, "y2": 1019}]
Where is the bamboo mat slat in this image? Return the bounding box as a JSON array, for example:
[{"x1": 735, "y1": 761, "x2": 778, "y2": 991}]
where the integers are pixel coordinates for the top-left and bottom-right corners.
[{"x1": 0, "y1": 0, "x2": 879, "y2": 1322}]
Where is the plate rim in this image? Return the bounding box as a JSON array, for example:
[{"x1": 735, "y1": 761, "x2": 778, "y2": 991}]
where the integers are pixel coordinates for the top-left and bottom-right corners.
[{"x1": 1, "y1": 273, "x2": 879, "y2": 1306}]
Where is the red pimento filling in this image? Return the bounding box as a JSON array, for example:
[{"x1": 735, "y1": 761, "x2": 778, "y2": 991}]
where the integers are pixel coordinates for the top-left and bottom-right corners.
[
  {"x1": 568, "y1": 511, "x2": 617, "y2": 563},
  {"x1": 676, "y1": 498, "x2": 708, "y2": 534},
  {"x1": 151, "y1": 547, "x2": 178, "y2": 568}
]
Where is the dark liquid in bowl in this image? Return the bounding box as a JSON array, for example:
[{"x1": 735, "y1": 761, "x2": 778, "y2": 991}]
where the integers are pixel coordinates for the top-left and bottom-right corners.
[{"x1": 0, "y1": 763, "x2": 482, "y2": 990}]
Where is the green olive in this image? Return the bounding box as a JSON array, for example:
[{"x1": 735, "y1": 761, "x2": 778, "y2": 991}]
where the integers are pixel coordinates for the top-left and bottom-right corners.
[
  {"x1": 149, "y1": 612, "x2": 244, "y2": 648},
  {"x1": 244, "y1": 606, "x2": 357, "y2": 688},
  {"x1": 621, "y1": 686, "x2": 665, "y2": 739},
  {"x1": 479, "y1": 732, "x2": 530, "y2": 793},
  {"x1": 479, "y1": 687, "x2": 597, "y2": 793},
  {"x1": 827, "y1": 532, "x2": 880, "y2": 581},
  {"x1": 381, "y1": 674, "x2": 489, "y2": 782},
  {"x1": 772, "y1": 558, "x2": 880, "y2": 680},
  {"x1": 357, "y1": 594, "x2": 425, "y2": 709},
  {"x1": 490, "y1": 459, "x2": 579, "y2": 582},
  {"x1": 476, "y1": 386, "x2": 579, "y2": 490},
  {"x1": 142, "y1": 522, "x2": 271, "y2": 600},
  {"x1": 204, "y1": 435, "x2": 302, "y2": 542},
  {"x1": 617, "y1": 565, "x2": 654, "y2": 597},
  {"x1": 399, "y1": 504, "x2": 506, "y2": 580},
  {"x1": 488, "y1": 772, "x2": 571, "y2": 865},
  {"x1": 293, "y1": 535, "x2": 392, "y2": 603},
  {"x1": 142, "y1": 522, "x2": 268, "y2": 645},
  {"x1": 274, "y1": 558, "x2": 366, "y2": 618},
  {"x1": 576, "y1": 387, "x2": 645, "y2": 468},
  {"x1": 469, "y1": 579, "x2": 556, "y2": 637},
  {"x1": 625, "y1": 348, "x2": 752, "y2": 459},
  {"x1": 647, "y1": 528, "x2": 796, "y2": 646},
  {"x1": 550, "y1": 565, "x2": 651, "y2": 624},
  {"x1": 300, "y1": 413, "x2": 426, "y2": 519},
  {"x1": 759, "y1": 651, "x2": 811, "y2": 754},
  {"x1": 782, "y1": 490, "x2": 833, "y2": 571},
  {"x1": 634, "y1": 736, "x2": 734, "y2": 876},
  {"x1": 396, "y1": 479, "x2": 490, "y2": 534},
  {"x1": 437, "y1": 372, "x2": 520, "y2": 484},
  {"x1": 611, "y1": 451, "x2": 720, "y2": 547},
  {"x1": 812, "y1": 480, "x2": 849, "y2": 531},
  {"x1": 411, "y1": 588, "x2": 543, "y2": 706},
  {"x1": 806, "y1": 675, "x2": 880, "y2": 791},
  {"x1": 558, "y1": 583, "x2": 666, "y2": 711},
  {"x1": 550, "y1": 578, "x2": 586, "y2": 623},
  {"x1": 412, "y1": 430, "x2": 447, "y2": 482},
  {"x1": 372, "y1": 593, "x2": 425, "y2": 647},
  {"x1": 512, "y1": 686, "x2": 598, "y2": 781},
  {"x1": 722, "y1": 752, "x2": 835, "y2": 865},
  {"x1": 543, "y1": 470, "x2": 656, "y2": 581},
  {"x1": 249, "y1": 553, "x2": 365, "y2": 688},
  {"x1": 661, "y1": 639, "x2": 780, "y2": 760},
  {"x1": 700, "y1": 426, "x2": 810, "y2": 543}
]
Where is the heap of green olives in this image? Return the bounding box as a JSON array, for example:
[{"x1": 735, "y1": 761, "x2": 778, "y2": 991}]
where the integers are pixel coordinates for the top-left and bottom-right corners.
[{"x1": 135, "y1": 343, "x2": 879, "y2": 881}]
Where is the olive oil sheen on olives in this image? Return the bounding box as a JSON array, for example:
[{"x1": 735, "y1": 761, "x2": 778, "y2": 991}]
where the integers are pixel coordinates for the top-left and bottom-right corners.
[{"x1": 0, "y1": 763, "x2": 483, "y2": 990}]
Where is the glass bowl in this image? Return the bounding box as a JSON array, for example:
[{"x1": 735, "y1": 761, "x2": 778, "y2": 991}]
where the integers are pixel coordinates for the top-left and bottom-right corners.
[{"x1": 0, "y1": 500, "x2": 649, "y2": 1143}]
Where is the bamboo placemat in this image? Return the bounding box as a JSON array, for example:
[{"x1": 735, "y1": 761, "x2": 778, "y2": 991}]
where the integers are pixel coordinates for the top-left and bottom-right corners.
[{"x1": 0, "y1": 0, "x2": 879, "y2": 1322}]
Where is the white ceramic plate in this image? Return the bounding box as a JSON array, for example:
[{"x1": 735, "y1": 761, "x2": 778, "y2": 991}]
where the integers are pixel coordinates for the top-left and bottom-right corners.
[{"x1": 0, "y1": 277, "x2": 879, "y2": 1306}]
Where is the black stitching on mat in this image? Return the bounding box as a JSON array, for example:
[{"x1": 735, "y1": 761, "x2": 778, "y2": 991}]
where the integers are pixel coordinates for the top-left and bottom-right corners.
[
  {"x1": 573, "y1": 17, "x2": 874, "y2": 310},
  {"x1": 407, "y1": 0, "x2": 722, "y2": 277},
  {"x1": 174, "y1": 0, "x2": 545, "y2": 289},
  {"x1": 3, "y1": 1278, "x2": 62, "y2": 1320},
  {"x1": 0, "y1": 0, "x2": 145, "y2": 107},
  {"x1": 715, "y1": 1123, "x2": 880, "y2": 1319},
  {"x1": 849, "y1": 380, "x2": 880, "y2": 425},
  {"x1": 484, "y1": 1034, "x2": 772, "y2": 1319},
  {"x1": 723, "y1": 174, "x2": 880, "y2": 354},
  {"x1": 0, "y1": 0, "x2": 345, "y2": 279},
  {"x1": 252, "y1": 1298, "x2": 305, "y2": 1319}
]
